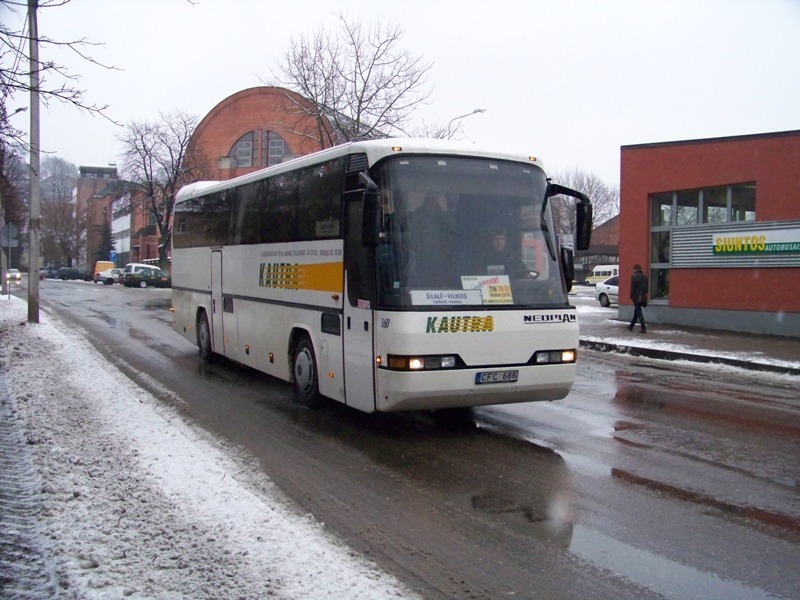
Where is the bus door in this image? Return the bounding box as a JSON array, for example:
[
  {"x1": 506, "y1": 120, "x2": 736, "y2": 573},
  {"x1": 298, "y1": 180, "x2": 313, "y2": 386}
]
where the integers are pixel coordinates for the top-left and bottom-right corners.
[
  {"x1": 343, "y1": 194, "x2": 377, "y2": 412},
  {"x1": 210, "y1": 249, "x2": 226, "y2": 356}
]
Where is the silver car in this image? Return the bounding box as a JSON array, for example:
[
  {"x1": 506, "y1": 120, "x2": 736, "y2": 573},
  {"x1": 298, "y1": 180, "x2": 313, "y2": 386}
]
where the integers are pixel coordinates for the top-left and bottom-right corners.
[{"x1": 595, "y1": 275, "x2": 619, "y2": 307}]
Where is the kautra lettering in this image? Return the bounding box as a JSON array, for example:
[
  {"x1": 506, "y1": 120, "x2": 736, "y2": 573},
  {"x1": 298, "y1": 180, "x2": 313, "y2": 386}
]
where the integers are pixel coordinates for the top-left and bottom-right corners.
[{"x1": 425, "y1": 316, "x2": 494, "y2": 333}]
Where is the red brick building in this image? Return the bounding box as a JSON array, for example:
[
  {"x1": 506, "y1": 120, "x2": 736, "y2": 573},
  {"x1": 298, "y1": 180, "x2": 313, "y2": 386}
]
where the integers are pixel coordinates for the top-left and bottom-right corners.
[
  {"x1": 188, "y1": 86, "x2": 334, "y2": 181},
  {"x1": 619, "y1": 130, "x2": 800, "y2": 337},
  {"x1": 76, "y1": 165, "x2": 117, "y2": 270}
]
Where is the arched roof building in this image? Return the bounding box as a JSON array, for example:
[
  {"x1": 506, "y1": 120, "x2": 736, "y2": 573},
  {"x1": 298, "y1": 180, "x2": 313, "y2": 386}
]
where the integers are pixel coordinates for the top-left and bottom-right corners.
[{"x1": 188, "y1": 86, "x2": 334, "y2": 181}]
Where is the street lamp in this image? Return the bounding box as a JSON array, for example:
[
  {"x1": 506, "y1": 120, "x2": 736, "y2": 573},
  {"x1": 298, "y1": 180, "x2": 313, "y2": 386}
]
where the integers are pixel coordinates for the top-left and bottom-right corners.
[
  {"x1": 1, "y1": 106, "x2": 28, "y2": 123},
  {"x1": 447, "y1": 108, "x2": 486, "y2": 139}
]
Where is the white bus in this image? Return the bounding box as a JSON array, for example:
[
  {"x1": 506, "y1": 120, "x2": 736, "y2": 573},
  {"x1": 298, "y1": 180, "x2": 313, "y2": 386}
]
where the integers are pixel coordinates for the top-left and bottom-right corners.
[{"x1": 171, "y1": 138, "x2": 592, "y2": 413}]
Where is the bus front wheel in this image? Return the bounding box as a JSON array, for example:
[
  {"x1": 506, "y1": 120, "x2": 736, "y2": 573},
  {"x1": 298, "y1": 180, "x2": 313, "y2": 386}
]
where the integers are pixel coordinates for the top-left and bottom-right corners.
[
  {"x1": 198, "y1": 312, "x2": 214, "y2": 362},
  {"x1": 293, "y1": 337, "x2": 322, "y2": 407}
]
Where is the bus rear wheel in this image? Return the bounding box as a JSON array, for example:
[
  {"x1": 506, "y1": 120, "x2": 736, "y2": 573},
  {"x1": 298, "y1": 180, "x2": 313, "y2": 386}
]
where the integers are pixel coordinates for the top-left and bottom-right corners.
[{"x1": 293, "y1": 337, "x2": 322, "y2": 407}]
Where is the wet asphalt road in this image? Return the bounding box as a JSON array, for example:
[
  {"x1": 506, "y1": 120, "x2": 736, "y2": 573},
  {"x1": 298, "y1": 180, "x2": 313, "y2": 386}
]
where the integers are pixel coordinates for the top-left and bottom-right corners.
[{"x1": 25, "y1": 278, "x2": 800, "y2": 599}]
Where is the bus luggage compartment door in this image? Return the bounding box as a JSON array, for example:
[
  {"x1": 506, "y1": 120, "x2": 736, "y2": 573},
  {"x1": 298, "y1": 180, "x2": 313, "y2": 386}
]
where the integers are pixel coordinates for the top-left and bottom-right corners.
[{"x1": 210, "y1": 251, "x2": 226, "y2": 356}]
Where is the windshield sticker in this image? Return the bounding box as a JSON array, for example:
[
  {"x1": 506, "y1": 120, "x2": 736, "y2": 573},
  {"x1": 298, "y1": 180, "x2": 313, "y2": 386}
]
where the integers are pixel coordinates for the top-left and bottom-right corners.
[
  {"x1": 410, "y1": 289, "x2": 483, "y2": 306},
  {"x1": 461, "y1": 275, "x2": 513, "y2": 305}
]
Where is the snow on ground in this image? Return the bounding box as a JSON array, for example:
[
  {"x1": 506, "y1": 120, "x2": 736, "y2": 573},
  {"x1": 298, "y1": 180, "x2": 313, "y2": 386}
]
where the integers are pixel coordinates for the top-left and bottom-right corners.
[{"x1": 0, "y1": 295, "x2": 419, "y2": 599}]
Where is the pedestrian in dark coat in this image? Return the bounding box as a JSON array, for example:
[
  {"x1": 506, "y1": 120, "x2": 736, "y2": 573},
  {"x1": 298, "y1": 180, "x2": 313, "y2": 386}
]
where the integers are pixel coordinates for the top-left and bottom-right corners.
[{"x1": 628, "y1": 264, "x2": 649, "y2": 333}]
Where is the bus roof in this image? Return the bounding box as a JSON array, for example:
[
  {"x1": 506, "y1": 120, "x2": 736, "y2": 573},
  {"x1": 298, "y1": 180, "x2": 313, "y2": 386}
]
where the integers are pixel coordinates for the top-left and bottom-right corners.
[{"x1": 175, "y1": 138, "x2": 545, "y2": 203}]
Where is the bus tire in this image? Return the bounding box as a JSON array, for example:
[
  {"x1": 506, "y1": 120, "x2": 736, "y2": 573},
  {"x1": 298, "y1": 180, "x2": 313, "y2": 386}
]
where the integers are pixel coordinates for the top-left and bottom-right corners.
[
  {"x1": 293, "y1": 337, "x2": 322, "y2": 407},
  {"x1": 198, "y1": 312, "x2": 214, "y2": 362}
]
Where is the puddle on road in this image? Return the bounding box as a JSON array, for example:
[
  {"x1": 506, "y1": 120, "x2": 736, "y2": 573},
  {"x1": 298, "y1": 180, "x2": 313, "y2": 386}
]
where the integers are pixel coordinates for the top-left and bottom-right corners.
[{"x1": 569, "y1": 526, "x2": 786, "y2": 600}]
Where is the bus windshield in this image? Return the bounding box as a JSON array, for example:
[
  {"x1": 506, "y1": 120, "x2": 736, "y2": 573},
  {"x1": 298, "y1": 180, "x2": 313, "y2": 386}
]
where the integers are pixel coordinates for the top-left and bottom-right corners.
[{"x1": 374, "y1": 155, "x2": 567, "y2": 309}]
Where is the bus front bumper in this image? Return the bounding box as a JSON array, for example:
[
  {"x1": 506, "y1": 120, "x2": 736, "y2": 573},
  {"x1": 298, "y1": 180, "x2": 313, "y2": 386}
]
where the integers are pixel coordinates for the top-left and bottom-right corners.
[{"x1": 374, "y1": 362, "x2": 577, "y2": 412}]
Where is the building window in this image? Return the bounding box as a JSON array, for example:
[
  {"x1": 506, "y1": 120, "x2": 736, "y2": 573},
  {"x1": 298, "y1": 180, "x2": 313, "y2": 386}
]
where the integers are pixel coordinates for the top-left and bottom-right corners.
[
  {"x1": 228, "y1": 131, "x2": 291, "y2": 168},
  {"x1": 650, "y1": 193, "x2": 673, "y2": 227},
  {"x1": 701, "y1": 187, "x2": 728, "y2": 223},
  {"x1": 675, "y1": 191, "x2": 699, "y2": 226},
  {"x1": 648, "y1": 183, "x2": 756, "y2": 299},
  {"x1": 731, "y1": 184, "x2": 756, "y2": 221},
  {"x1": 229, "y1": 132, "x2": 255, "y2": 167},
  {"x1": 262, "y1": 131, "x2": 289, "y2": 167}
]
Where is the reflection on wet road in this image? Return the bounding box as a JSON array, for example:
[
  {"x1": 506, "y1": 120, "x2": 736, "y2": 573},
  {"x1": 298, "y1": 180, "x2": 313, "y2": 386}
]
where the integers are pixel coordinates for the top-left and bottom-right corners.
[
  {"x1": 570, "y1": 526, "x2": 780, "y2": 600},
  {"x1": 478, "y1": 351, "x2": 799, "y2": 599}
]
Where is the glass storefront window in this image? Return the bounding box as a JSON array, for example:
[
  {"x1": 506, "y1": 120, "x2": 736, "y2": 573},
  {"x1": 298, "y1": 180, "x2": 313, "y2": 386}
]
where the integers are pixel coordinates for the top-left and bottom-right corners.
[
  {"x1": 647, "y1": 183, "x2": 755, "y2": 303},
  {"x1": 650, "y1": 231, "x2": 670, "y2": 263},
  {"x1": 651, "y1": 268, "x2": 670, "y2": 299},
  {"x1": 651, "y1": 193, "x2": 673, "y2": 226},
  {"x1": 702, "y1": 187, "x2": 728, "y2": 223},
  {"x1": 731, "y1": 184, "x2": 756, "y2": 221},
  {"x1": 675, "y1": 190, "x2": 699, "y2": 226}
]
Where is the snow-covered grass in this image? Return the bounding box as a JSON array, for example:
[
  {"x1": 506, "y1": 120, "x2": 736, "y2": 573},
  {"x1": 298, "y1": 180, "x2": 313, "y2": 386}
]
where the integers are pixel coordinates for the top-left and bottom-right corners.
[{"x1": 0, "y1": 296, "x2": 418, "y2": 599}]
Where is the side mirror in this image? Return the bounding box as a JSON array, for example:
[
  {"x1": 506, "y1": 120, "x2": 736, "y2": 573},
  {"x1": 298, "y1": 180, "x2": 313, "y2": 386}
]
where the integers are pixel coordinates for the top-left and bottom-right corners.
[
  {"x1": 575, "y1": 202, "x2": 593, "y2": 251},
  {"x1": 547, "y1": 183, "x2": 593, "y2": 252},
  {"x1": 359, "y1": 172, "x2": 381, "y2": 246},
  {"x1": 560, "y1": 246, "x2": 575, "y2": 292},
  {"x1": 362, "y1": 189, "x2": 381, "y2": 246}
]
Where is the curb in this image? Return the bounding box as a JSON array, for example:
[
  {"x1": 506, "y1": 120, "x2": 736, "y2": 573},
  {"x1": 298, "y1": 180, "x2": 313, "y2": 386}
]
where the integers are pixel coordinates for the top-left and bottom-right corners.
[{"x1": 579, "y1": 339, "x2": 800, "y2": 377}]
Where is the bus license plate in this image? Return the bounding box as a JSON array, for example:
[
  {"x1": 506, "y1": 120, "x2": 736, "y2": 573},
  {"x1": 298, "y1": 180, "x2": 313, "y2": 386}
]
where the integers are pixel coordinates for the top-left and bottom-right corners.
[{"x1": 475, "y1": 369, "x2": 519, "y2": 384}]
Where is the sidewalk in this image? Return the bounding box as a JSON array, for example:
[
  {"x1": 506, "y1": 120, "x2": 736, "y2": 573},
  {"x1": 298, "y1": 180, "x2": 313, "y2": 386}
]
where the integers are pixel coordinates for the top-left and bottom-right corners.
[{"x1": 576, "y1": 305, "x2": 800, "y2": 377}]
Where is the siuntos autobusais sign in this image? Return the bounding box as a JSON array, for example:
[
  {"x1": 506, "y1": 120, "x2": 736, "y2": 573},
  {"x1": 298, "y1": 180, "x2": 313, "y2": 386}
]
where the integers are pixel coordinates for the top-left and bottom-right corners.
[{"x1": 713, "y1": 228, "x2": 800, "y2": 255}]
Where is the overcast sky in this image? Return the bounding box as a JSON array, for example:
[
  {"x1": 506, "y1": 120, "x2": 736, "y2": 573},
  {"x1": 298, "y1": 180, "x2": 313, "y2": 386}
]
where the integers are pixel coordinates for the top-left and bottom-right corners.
[{"x1": 4, "y1": 0, "x2": 800, "y2": 186}]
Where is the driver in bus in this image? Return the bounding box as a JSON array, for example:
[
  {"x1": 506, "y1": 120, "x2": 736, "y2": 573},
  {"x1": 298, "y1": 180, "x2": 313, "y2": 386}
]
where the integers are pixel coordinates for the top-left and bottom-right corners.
[{"x1": 476, "y1": 225, "x2": 535, "y2": 279}]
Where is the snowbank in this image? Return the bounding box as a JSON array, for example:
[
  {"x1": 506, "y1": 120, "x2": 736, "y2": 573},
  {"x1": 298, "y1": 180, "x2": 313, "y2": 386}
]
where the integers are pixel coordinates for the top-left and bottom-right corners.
[{"x1": 0, "y1": 296, "x2": 417, "y2": 599}]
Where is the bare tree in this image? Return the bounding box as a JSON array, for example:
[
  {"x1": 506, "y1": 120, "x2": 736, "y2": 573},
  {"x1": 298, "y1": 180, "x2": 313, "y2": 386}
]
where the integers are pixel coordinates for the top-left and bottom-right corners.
[
  {"x1": 117, "y1": 110, "x2": 208, "y2": 269},
  {"x1": 0, "y1": 0, "x2": 118, "y2": 150},
  {"x1": 550, "y1": 168, "x2": 619, "y2": 239},
  {"x1": 0, "y1": 143, "x2": 27, "y2": 278},
  {"x1": 0, "y1": 143, "x2": 27, "y2": 227},
  {"x1": 271, "y1": 12, "x2": 434, "y2": 147},
  {"x1": 41, "y1": 193, "x2": 83, "y2": 267},
  {"x1": 41, "y1": 154, "x2": 77, "y2": 202}
]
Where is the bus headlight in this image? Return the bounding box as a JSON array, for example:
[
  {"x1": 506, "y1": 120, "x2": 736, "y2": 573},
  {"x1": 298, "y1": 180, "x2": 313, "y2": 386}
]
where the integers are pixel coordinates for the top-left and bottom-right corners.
[
  {"x1": 387, "y1": 354, "x2": 458, "y2": 371},
  {"x1": 533, "y1": 349, "x2": 577, "y2": 364}
]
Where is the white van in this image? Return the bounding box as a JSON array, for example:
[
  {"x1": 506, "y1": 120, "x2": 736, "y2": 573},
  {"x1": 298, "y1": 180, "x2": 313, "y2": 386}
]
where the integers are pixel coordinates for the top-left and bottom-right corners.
[{"x1": 585, "y1": 264, "x2": 619, "y2": 285}]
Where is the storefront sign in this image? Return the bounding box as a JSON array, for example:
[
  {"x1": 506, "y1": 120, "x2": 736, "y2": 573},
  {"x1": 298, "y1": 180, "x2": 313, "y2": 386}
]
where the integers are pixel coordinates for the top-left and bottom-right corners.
[{"x1": 713, "y1": 228, "x2": 800, "y2": 255}]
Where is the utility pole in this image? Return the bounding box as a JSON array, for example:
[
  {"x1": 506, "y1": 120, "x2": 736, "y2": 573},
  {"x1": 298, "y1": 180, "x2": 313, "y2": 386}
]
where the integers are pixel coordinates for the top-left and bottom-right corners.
[{"x1": 28, "y1": 0, "x2": 40, "y2": 323}]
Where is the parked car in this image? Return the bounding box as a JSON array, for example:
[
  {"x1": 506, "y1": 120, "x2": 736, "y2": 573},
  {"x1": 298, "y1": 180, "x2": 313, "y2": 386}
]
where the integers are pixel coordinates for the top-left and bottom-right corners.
[
  {"x1": 119, "y1": 262, "x2": 154, "y2": 285},
  {"x1": 6, "y1": 268, "x2": 21, "y2": 282},
  {"x1": 58, "y1": 267, "x2": 92, "y2": 281},
  {"x1": 122, "y1": 266, "x2": 171, "y2": 288},
  {"x1": 94, "y1": 267, "x2": 124, "y2": 285},
  {"x1": 595, "y1": 275, "x2": 619, "y2": 307}
]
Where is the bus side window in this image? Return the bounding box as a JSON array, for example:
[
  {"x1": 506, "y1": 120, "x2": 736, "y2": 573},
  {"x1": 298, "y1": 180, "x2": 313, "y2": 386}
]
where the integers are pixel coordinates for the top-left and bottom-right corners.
[
  {"x1": 265, "y1": 172, "x2": 298, "y2": 243},
  {"x1": 297, "y1": 158, "x2": 345, "y2": 241},
  {"x1": 235, "y1": 180, "x2": 266, "y2": 245}
]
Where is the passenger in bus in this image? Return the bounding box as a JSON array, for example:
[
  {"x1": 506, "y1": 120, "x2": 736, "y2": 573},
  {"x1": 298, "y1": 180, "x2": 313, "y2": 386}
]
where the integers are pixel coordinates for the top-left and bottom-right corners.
[
  {"x1": 406, "y1": 192, "x2": 457, "y2": 287},
  {"x1": 476, "y1": 225, "x2": 534, "y2": 279}
]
